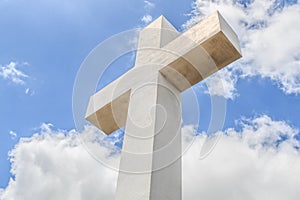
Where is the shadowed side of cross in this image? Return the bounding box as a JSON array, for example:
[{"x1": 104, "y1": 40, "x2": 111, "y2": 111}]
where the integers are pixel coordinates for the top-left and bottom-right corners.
[{"x1": 86, "y1": 11, "x2": 241, "y2": 200}]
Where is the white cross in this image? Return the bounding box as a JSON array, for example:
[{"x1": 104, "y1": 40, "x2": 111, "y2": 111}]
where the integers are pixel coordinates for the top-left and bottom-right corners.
[{"x1": 86, "y1": 11, "x2": 241, "y2": 200}]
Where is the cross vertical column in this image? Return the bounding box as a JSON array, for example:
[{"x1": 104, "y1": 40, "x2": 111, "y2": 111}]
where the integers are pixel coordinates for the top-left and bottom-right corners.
[
  {"x1": 115, "y1": 72, "x2": 182, "y2": 200},
  {"x1": 150, "y1": 73, "x2": 182, "y2": 200},
  {"x1": 115, "y1": 17, "x2": 182, "y2": 200}
]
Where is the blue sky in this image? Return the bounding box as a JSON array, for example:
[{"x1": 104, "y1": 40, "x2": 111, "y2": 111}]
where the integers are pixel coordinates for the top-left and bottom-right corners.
[
  {"x1": 0, "y1": 0, "x2": 193, "y2": 188},
  {"x1": 1, "y1": 0, "x2": 300, "y2": 199}
]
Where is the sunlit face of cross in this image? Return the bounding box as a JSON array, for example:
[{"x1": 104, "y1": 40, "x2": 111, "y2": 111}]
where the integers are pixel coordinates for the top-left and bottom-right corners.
[{"x1": 86, "y1": 11, "x2": 241, "y2": 200}]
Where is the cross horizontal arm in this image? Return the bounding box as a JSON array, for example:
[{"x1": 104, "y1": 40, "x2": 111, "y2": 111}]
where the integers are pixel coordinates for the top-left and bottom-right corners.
[{"x1": 86, "y1": 11, "x2": 241, "y2": 134}]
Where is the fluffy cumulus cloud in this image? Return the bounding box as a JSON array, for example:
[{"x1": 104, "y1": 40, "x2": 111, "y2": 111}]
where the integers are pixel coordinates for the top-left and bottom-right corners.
[
  {"x1": 183, "y1": 0, "x2": 300, "y2": 98},
  {"x1": 1, "y1": 115, "x2": 300, "y2": 199},
  {"x1": 0, "y1": 62, "x2": 28, "y2": 85},
  {"x1": 0, "y1": 124, "x2": 118, "y2": 200},
  {"x1": 184, "y1": 115, "x2": 300, "y2": 200},
  {"x1": 204, "y1": 68, "x2": 238, "y2": 99}
]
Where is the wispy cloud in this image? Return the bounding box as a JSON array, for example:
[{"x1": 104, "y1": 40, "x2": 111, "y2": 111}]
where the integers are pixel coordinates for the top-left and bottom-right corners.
[
  {"x1": 0, "y1": 62, "x2": 29, "y2": 85},
  {"x1": 144, "y1": 0, "x2": 155, "y2": 10},
  {"x1": 140, "y1": 0, "x2": 155, "y2": 25},
  {"x1": 25, "y1": 88, "x2": 35, "y2": 96},
  {"x1": 1, "y1": 115, "x2": 300, "y2": 199},
  {"x1": 183, "y1": 0, "x2": 300, "y2": 98},
  {"x1": 9, "y1": 131, "x2": 17, "y2": 140}
]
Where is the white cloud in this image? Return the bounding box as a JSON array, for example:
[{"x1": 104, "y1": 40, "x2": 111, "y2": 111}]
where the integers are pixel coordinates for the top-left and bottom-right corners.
[
  {"x1": 0, "y1": 62, "x2": 29, "y2": 85},
  {"x1": 184, "y1": 115, "x2": 300, "y2": 200},
  {"x1": 183, "y1": 0, "x2": 300, "y2": 97},
  {"x1": 25, "y1": 88, "x2": 35, "y2": 96},
  {"x1": 1, "y1": 124, "x2": 118, "y2": 200},
  {"x1": 1, "y1": 115, "x2": 300, "y2": 199},
  {"x1": 144, "y1": 0, "x2": 155, "y2": 10},
  {"x1": 140, "y1": 0, "x2": 155, "y2": 25},
  {"x1": 141, "y1": 14, "x2": 153, "y2": 24},
  {"x1": 0, "y1": 189, "x2": 3, "y2": 198},
  {"x1": 204, "y1": 67, "x2": 238, "y2": 99},
  {"x1": 9, "y1": 131, "x2": 17, "y2": 140}
]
